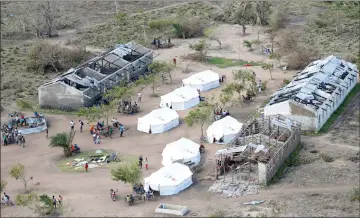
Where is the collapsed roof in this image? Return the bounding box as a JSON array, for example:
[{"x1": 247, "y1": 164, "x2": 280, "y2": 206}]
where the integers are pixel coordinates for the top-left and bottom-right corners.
[
  {"x1": 266, "y1": 55, "x2": 359, "y2": 112},
  {"x1": 39, "y1": 42, "x2": 152, "y2": 92}
]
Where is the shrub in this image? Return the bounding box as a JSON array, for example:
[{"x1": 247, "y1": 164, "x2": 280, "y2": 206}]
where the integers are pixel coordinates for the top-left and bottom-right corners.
[
  {"x1": 350, "y1": 187, "x2": 360, "y2": 202},
  {"x1": 319, "y1": 153, "x2": 335, "y2": 162},
  {"x1": 261, "y1": 81, "x2": 268, "y2": 91},
  {"x1": 172, "y1": 17, "x2": 205, "y2": 39},
  {"x1": 285, "y1": 50, "x2": 319, "y2": 70},
  {"x1": 16, "y1": 99, "x2": 33, "y2": 110}
]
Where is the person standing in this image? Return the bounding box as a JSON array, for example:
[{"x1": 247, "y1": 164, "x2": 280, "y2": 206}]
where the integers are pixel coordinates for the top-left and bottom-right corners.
[
  {"x1": 58, "y1": 195, "x2": 63, "y2": 206},
  {"x1": 70, "y1": 120, "x2": 75, "y2": 131},
  {"x1": 139, "y1": 156, "x2": 143, "y2": 169},
  {"x1": 137, "y1": 92, "x2": 142, "y2": 103},
  {"x1": 52, "y1": 195, "x2": 57, "y2": 208},
  {"x1": 119, "y1": 124, "x2": 124, "y2": 137},
  {"x1": 19, "y1": 134, "x2": 25, "y2": 148},
  {"x1": 79, "y1": 120, "x2": 84, "y2": 133},
  {"x1": 45, "y1": 128, "x2": 48, "y2": 139},
  {"x1": 85, "y1": 162, "x2": 89, "y2": 172},
  {"x1": 173, "y1": 57, "x2": 177, "y2": 66},
  {"x1": 145, "y1": 158, "x2": 148, "y2": 170}
]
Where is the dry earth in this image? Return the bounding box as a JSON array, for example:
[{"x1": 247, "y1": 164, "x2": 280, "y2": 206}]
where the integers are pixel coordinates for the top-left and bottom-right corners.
[{"x1": 1, "y1": 2, "x2": 359, "y2": 217}]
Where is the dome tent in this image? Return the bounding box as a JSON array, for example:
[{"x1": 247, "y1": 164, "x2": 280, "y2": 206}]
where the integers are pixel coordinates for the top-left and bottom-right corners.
[
  {"x1": 160, "y1": 86, "x2": 200, "y2": 110},
  {"x1": 182, "y1": 70, "x2": 220, "y2": 92},
  {"x1": 144, "y1": 163, "x2": 193, "y2": 196},
  {"x1": 206, "y1": 116, "x2": 243, "y2": 144},
  {"x1": 162, "y1": 137, "x2": 201, "y2": 167},
  {"x1": 137, "y1": 107, "x2": 179, "y2": 134}
]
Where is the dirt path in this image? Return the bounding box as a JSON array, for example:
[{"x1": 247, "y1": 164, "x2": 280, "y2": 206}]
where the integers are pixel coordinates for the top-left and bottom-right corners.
[
  {"x1": 331, "y1": 90, "x2": 360, "y2": 130},
  {"x1": 302, "y1": 136, "x2": 359, "y2": 151}
]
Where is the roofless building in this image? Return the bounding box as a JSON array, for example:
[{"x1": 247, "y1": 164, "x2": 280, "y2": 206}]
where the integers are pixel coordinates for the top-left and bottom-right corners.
[
  {"x1": 264, "y1": 55, "x2": 359, "y2": 132},
  {"x1": 38, "y1": 42, "x2": 153, "y2": 110}
]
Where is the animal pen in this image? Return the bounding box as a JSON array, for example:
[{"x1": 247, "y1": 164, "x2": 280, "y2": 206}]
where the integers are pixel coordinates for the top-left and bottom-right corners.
[{"x1": 214, "y1": 114, "x2": 301, "y2": 185}]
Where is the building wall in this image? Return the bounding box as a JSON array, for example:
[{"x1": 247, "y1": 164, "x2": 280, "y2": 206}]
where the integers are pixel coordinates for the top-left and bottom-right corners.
[
  {"x1": 258, "y1": 127, "x2": 301, "y2": 185},
  {"x1": 264, "y1": 101, "x2": 291, "y2": 116},
  {"x1": 38, "y1": 82, "x2": 84, "y2": 110}
]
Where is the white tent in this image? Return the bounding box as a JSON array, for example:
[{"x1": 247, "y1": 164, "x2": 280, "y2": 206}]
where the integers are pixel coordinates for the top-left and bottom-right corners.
[
  {"x1": 144, "y1": 163, "x2": 193, "y2": 196},
  {"x1": 206, "y1": 116, "x2": 243, "y2": 144},
  {"x1": 162, "y1": 137, "x2": 201, "y2": 167},
  {"x1": 182, "y1": 70, "x2": 220, "y2": 92},
  {"x1": 160, "y1": 87, "x2": 199, "y2": 110},
  {"x1": 137, "y1": 107, "x2": 179, "y2": 134}
]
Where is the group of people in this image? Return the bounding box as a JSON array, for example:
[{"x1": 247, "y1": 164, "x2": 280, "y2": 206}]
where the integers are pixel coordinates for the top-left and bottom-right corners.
[
  {"x1": 138, "y1": 155, "x2": 148, "y2": 170},
  {"x1": 52, "y1": 195, "x2": 63, "y2": 208},
  {"x1": 2, "y1": 127, "x2": 26, "y2": 147},
  {"x1": 151, "y1": 38, "x2": 171, "y2": 49}
]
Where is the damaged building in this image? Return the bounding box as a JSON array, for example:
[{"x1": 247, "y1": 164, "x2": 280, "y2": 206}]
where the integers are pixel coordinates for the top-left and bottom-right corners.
[
  {"x1": 209, "y1": 115, "x2": 301, "y2": 197},
  {"x1": 38, "y1": 42, "x2": 153, "y2": 110},
  {"x1": 264, "y1": 55, "x2": 359, "y2": 132}
]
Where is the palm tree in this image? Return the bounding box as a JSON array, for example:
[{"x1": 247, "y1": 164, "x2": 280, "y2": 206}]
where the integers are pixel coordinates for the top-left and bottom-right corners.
[{"x1": 49, "y1": 131, "x2": 75, "y2": 157}]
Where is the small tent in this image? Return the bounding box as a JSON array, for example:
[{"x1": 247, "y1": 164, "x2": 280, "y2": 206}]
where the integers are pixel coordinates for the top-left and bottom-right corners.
[
  {"x1": 182, "y1": 70, "x2": 220, "y2": 92},
  {"x1": 162, "y1": 137, "x2": 201, "y2": 167},
  {"x1": 144, "y1": 163, "x2": 193, "y2": 196},
  {"x1": 206, "y1": 116, "x2": 243, "y2": 144},
  {"x1": 137, "y1": 107, "x2": 179, "y2": 134},
  {"x1": 160, "y1": 86, "x2": 200, "y2": 110}
]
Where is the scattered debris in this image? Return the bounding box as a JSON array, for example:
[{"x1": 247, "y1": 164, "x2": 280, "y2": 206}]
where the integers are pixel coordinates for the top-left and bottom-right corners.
[{"x1": 243, "y1": 200, "x2": 265, "y2": 205}]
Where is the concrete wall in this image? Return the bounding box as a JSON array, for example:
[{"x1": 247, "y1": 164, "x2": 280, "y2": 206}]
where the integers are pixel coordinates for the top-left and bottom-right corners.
[
  {"x1": 38, "y1": 82, "x2": 84, "y2": 110},
  {"x1": 258, "y1": 127, "x2": 301, "y2": 185}
]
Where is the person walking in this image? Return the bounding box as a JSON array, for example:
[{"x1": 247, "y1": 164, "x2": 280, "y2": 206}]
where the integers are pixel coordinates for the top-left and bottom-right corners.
[
  {"x1": 3, "y1": 192, "x2": 14, "y2": 206},
  {"x1": 85, "y1": 162, "x2": 89, "y2": 172},
  {"x1": 79, "y1": 120, "x2": 84, "y2": 133},
  {"x1": 19, "y1": 134, "x2": 25, "y2": 148},
  {"x1": 145, "y1": 157, "x2": 148, "y2": 170},
  {"x1": 45, "y1": 128, "x2": 48, "y2": 139},
  {"x1": 139, "y1": 156, "x2": 143, "y2": 169},
  {"x1": 58, "y1": 195, "x2": 63, "y2": 205},
  {"x1": 70, "y1": 120, "x2": 75, "y2": 131},
  {"x1": 119, "y1": 124, "x2": 124, "y2": 137},
  {"x1": 52, "y1": 195, "x2": 57, "y2": 208},
  {"x1": 173, "y1": 57, "x2": 177, "y2": 66},
  {"x1": 137, "y1": 92, "x2": 142, "y2": 103}
]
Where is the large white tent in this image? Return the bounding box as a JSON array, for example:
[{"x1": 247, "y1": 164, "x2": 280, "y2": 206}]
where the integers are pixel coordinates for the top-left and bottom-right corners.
[
  {"x1": 162, "y1": 137, "x2": 201, "y2": 167},
  {"x1": 144, "y1": 163, "x2": 193, "y2": 196},
  {"x1": 137, "y1": 107, "x2": 179, "y2": 134},
  {"x1": 160, "y1": 86, "x2": 199, "y2": 110},
  {"x1": 206, "y1": 116, "x2": 243, "y2": 144},
  {"x1": 182, "y1": 70, "x2": 220, "y2": 92}
]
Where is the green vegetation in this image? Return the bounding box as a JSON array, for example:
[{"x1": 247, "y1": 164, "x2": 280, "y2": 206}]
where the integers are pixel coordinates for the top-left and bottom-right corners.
[
  {"x1": 350, "y1": 187, "x2": 360, "y2": 202},
  {"x1": 270, "y1": 143, "x2": 303, "y2": 185},
  {"x1": 111, "y1": 160, "x2": 141, "y2": 186},
  {"x1": 207, "y1": 57, "x2": 264, "y2": 68},
  {"x1": 319, "y1": 84, "x2": 360, "y2": 133},
  {"x1": 9, "y1": 163, "x2": 33, "y2": 192},
  {"x1": 77, "y1": 101, "x2": 117, "y2": 127},
  {"x1": 0, "y1": 179, "x2": 7, "y2": 192},
  {"x1": 16, "y1": 192, "x2": 61, "y2": 216},
  {"x1": 185, "y1": 105, "x2": 213, "y2": 139},
  {"x1": 57, "y1": 150, "x2": 118, "y2": 173},
  {"x1": 49, "y1": 131, "x2": 76, "y2": 157}
]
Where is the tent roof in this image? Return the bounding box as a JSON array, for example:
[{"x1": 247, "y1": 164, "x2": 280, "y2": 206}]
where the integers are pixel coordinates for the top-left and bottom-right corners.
[
  {"x1": 139, "y1": 107, "x2": 179, "y2": 124},
  {"x1": 182, "y1": 70, "x2": 220, "y2": 85},
  {"x1": 162, "y1": 137, "x2": 200, "y2": 159},
  {"x1": 144, "y1": 163, "x2": 193, "y2": 187},
  {"x1": 161, "y1": 86, "x2": 199, "y2": 103},
  {"x1": 208, "y1": 116, "x2": 243, "y2": 136}
]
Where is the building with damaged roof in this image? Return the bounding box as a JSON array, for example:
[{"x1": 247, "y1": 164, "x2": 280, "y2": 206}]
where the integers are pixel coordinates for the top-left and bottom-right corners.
[
  {"x1": 264, "y1": 55, "x2": 359, "y2": 131},
  {"x1": 38, "y1": 42, "x2": 153, "y2": 110}
]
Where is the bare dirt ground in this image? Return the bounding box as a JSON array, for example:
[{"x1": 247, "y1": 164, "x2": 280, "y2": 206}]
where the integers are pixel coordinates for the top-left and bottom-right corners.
[{"x1": 1, "y1": 4, "x2": 359, "y2": 218}]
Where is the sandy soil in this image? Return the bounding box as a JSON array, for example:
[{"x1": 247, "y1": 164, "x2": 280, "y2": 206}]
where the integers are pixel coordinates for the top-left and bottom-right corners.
[{"x1": 1, "y1": 24, "x2": 359, "y2": 217}]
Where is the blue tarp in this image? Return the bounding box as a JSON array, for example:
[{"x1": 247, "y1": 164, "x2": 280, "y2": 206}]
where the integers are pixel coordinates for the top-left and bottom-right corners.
[{"x1": 8, "y1": 117, "x2": 47, "y2": 135}]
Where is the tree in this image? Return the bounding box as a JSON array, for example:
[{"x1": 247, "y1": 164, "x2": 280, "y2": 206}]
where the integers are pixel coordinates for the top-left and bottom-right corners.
[
  {"x1": 1, "y1": 179, "x2": 7, "y2": 192},
  {"x1": 49, "y1": 131, "x2": 75, "y2": 157},
  {"x1": 148, "y1": 19, "x2": 174, "y2": 38},
  {"x1": 189, "y1": 39, "x2": 208, "y2": 61},
  {"x1": 149, "y1": 60, "x2": 175, "y2": 83},
  {"x1": 16, "y1": 193, "x2": 57, "y2": 216},
  {"x1": 205, "y1": 26, "x2": 221, "y2": 49},
  {"x1": 233, "y1": 2, "x2": 256, "y2": 35},
  {"x1": 269, "y1": 52, "x2": 282, "y2": 67},
  {"x1": 184, "y1": 105, "x2": 213, "y2": 139},
  {"x1": 77, "y1": 100, "x2": 117, "y2": 126},
  {"x1": 221, "y1": 69, "x2": 257, "y2": 103},
  {"x1": 9, "y1": 163, "x2": 33, "y2": 192},
  {"x1": 261, "y1": 63, "x2": 274, "y2": 79},
  {"x1": 105, "y1": 82, "x2": 133, "y2": 101},
  {"x1": 252, "y1": 2, "x2": 271, "y2": 26},
  {"x1": 111, "y1": 161, "x2": 141, "y2": 187}
]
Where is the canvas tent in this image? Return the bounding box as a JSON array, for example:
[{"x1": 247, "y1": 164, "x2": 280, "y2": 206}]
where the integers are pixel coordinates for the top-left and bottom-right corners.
[
  {"x1": 137, "y1": 107, "x2": 179, "y2": 134},
  {"x1": 182, "y1": 70, "x2": 220, "y2": 92},
  {"x1": 144, "y1": 163, "x2": 193, "y2": 196},
  {"x1": 206, "y1": 116, "x2": 243, "y2": 144},
  {"x1": 160, "y1": 87, "x2": 200, "y2": 110},
  {"x1": 162, "y1": 137, "x2": 201, "y2": 167}
]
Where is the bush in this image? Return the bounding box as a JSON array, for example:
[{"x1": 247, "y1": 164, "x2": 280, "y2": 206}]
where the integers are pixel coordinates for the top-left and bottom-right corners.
[
  {"x1": 319, "y1": 153, "x2": 335, "y2": 162},
  {"x1": 350, "y1": 187, "x2": 360, "y2": 202},
  {"x1": 16, "y1": 99, "x2": 33, "y2": 110},
  {"x1": 261, "y1": 81, "x2": 268, "y2": 91},
  {"x1": 26, "y1": 41, "x2": 91, "y2": 74},
  {"x1": 172, "y1": 17, "x2": 205, "y2": 39},
  {"x1": 285, "y1": 49, "x2": 319, "y2": 70}
]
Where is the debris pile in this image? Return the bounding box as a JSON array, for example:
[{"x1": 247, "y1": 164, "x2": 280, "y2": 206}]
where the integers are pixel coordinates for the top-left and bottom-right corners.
[
  {"x1": 66, "y1": 150, "x2": 118, "y2": 170},
  {"x1": 208, "y1": 181, "x2": 260, "y2": 197}
]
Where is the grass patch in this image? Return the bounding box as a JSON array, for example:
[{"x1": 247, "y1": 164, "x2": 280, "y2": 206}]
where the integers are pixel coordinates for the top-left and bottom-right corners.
[
  {"x1": 269, "y1": 143, "x2": 303, "y2": 185},
  {"x1": 319, "y1": 84, "x2": 360, "y2": 133},
  {"x1": 207, "y1": 57, "x2": 264, "y2": 68},
  {"x1": 57, "y1": 149, "x2": 120, "y2": 173}
]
